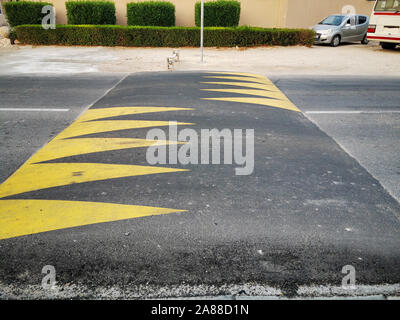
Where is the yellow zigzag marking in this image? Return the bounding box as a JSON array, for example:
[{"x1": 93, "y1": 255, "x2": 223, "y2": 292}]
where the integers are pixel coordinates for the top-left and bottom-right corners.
[
  {"x1": 201, "y1": 88, "x2": 288, "y2": 100},
  {"x1": 0, "y1": 163, "x2": 187, "y2": 199},
  {"x1": 206, "y1": 72, "x2": 268, "y2": 80},
  {"x1": 0, "y1": 106, "x2": 192, "y2": 239},
  {"x1": 202, "y1": 97, "x2": 299, "y2": 112},
  {"x1": 201, "y1": 73, "x2": 299, "y2": 112},
  {"x1": 201, "y1": 81, "x2": 275, "y2": 91},
  {"x1": 203, "y1": 76, "x2": 273, "y2": 85},
  {"x1": 28, "y1": 138, "x2": 183, "y2": 164},
  {"x1": 77, "y1": 107, "x2": 193, "y2": 122},
  {"x1": 57, "y1": 120, "x2": 193, "y2": 139},
  {"x1": 0, "y1": 199, "x2": 185, "y2": 240}
]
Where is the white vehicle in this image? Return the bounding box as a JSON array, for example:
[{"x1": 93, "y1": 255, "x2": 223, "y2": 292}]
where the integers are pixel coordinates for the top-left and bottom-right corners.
[{"x1": 367, "y1": 0, "x2": 400, "y2": 49}]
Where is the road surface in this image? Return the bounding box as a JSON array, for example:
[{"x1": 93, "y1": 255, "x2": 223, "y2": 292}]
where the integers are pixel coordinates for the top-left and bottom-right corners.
[{"x1": 0, "y1": 72, "x2": 399, "y2": 298}]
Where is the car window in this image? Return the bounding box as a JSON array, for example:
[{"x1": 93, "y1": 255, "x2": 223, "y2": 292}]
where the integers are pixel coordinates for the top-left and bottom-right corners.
[
  {"x1": 358, "y1": 16, "x2": 367, "y2": 25},
  {"x1": 319, "y1": 15, "x2": 345, "y2": 26},
  {"x1": 345, "y1": 17, "x2": 356, "y2": 26},
  {"x1": 375, "y1": 0, "x2": 400, "y2": 11}
]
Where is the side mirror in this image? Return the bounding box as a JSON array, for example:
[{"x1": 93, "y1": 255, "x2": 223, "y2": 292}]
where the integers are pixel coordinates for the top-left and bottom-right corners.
[{"x1": 345, "y1": 23, "x2": 351, "y2": 28}]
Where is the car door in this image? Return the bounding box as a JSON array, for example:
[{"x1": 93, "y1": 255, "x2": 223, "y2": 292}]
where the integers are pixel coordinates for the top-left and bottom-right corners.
[
  {"x1": 342, "y1": 16, "x2": 358, "y2": 41},
  {"x1": 356, "y1": 15, "x2": 369, "y2": 40}
]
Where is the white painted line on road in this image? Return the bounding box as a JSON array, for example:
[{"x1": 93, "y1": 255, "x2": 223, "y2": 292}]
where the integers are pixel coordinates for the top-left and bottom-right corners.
[
  {"x1": 0, "y1": 108, "x2": 70, "y2": 112},
  {"x1": 305, "y1": 110, "x2": 400, "y2": 114}
]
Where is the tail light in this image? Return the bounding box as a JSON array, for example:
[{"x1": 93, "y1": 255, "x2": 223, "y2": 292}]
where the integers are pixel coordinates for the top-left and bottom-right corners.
[{"x1": 368, "y1": 25, "x2": 376, "y2": 33}]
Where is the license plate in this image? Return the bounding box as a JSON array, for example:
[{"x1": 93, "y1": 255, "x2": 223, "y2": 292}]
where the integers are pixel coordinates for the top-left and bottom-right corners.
[{"x1": 384, "y1": 27, "x2": 400, "y2": 34}]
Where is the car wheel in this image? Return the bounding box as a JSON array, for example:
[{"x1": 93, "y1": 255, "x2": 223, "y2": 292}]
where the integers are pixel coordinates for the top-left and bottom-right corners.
[
  {"x1": 380, "y1": 42, "x2": 397, "y2": 50},
  {"x1": 331, "y1": 35, "x2": 341, "y2": 47},
  {"x1": 361, "y1": 34, "x2": 369, "y2": 45}
]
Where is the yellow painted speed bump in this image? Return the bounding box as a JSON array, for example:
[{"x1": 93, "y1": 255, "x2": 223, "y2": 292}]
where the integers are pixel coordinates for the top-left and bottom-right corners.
[
  {"x1": 0, "y1": 163, "x2": 187, "y2": 199},
  {"x1": 201, "y1": 73, "x2": 300, "y2": 112},
  {"x1": 206, "y1": 72, "x2": 269, "y2": 80},
  {"x1": 29, "y1": 138, "x2": 184, "y2": 163},
  {"x1": 203, "y1": 97, "x2": 299, "y2": 112},
  {"x1": 78, "y1": 107, "x2": 193, "y2": 122},
  {"x1": 201, "y1": 88, "x2": 289, "y2": 100},
  {"x1": 200, "y1": 81, "x2": 274, "y2": 91},
  {"x1": 57, "y1": 120, "x2": 193, "y2": 139},
  {"x1": 203, "y1": 76, "x2": 273, "y2": 85},
  {"x1": 0, "y1": 106, "x2": 192, "y2": 240},
  {"x1": 0, "y1": 199, "x2": 185, "y2": 240}
]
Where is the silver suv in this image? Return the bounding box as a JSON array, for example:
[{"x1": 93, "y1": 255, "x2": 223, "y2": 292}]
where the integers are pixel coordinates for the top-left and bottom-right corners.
[{"x1": 313, "y1": 14, "x2": 370, "y2": 47}]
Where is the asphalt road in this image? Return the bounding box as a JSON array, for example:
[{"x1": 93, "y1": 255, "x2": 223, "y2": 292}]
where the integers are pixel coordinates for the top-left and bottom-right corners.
[{"x1": 0, "y1": 72, "x2": 399, "y2": 298}]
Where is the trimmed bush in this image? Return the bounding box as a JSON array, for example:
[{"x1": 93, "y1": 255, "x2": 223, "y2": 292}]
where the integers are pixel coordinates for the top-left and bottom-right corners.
[
  {"x1": 127, "y1": 1, "x2": 175, "y2": 27},
  {"x1": 14, "y1": 25, "x2": 315, "y2": 47},
  {"x1": 3, "y1": 1, "x2": 52, "y2": 27},
  {"x1": 66, "y1": 1, "x2": 116, "y2": 25},
  {"x1": 195, "y1": 0, "x2": 240, "y2": 27},
  {"x1": 9, "y1": 29, "x2": 17, "y2": 44}
]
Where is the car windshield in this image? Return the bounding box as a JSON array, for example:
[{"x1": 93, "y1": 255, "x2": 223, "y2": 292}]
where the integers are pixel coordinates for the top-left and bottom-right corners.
[
  {"x1": 319, "y1": 15, "x2": 345, "y2": 26},
  {"x1": 375, "y1": 0, "x2": 400, "y2": 11}
]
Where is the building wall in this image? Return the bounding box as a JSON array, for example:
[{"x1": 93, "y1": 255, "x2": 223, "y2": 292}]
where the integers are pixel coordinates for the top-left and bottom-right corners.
[
  {"x1": 42, "y1": 0, "x2": 287, "y2": 27},
  {"x1": 1, "y1": 0, "x2": 376, "y2": 28}
]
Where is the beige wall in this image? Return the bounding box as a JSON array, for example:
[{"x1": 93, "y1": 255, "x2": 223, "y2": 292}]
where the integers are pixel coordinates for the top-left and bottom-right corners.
[
  {"x1": 3, "y1": 0, "x2": 376, "y2": 28},
  {"x1": 89, "y1": 0, "x2": 287, "y2": 27},
  {"x1": 19, "y1": 0, "x2": 287, "y2": 27},
  {"x1": 240, "y1": 0, "x2": 288, "y2": 28}
]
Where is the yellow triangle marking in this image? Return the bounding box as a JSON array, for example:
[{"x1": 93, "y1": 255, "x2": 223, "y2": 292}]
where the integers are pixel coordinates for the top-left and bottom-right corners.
[
  {"x1": 56, "y1": 120, "x2": 194, "y2": 139},
  {"x1": 0, "y1": 163, "x2": 187, "y2": 199},
  {"x1": 203, "y1": 76, "x2": 273, "y2": 85},
  {"x1": 206, "y1": 72, "x2": 267, "y2": 80},
  {"x1": 201, "y1": 81, "x2": 276, "y2": 91},
  {"x1": 201, "y1": 88, "x2": 288, "y2": 100},
  {"x1": 77, "y1": 107, "x2": 193, "y2": 122},
  {"x1": 201, "y1": 97, "x2": 300, "y2": 112},
  {"x1": 0, "y1": 199, "x2": 185, "y2": 240},
  {"x1": 29, "y1": 138, "x2": 184, "y2": 164}
]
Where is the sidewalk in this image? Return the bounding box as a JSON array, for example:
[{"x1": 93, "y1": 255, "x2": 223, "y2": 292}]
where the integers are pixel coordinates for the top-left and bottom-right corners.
[{"x1": 0, "y1": 42, "x2": 399, "y2": 76}]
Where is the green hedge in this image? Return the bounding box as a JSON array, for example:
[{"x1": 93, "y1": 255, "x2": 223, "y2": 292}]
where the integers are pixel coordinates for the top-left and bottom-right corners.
[
  {"x1": 66, "y1": 1, "x2": 116, "y2": 25},
  {"x1": 127, "y1": 1, "x2": 175, "y2": 27},
  {"x1": 3, "y1": 1, "x2": 52, "y2": 27},
  {"x1": 14, "y1": 25, "x2": 315, "y2": 47},
  {"x1": 195, "y1": 0, "x2": 240, "y2": 27}
]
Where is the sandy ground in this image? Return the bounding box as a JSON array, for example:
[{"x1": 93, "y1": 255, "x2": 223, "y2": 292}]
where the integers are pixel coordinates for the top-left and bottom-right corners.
[
  {"x1": 0, "y1": 37, "x2": 11, "y2": 48},
  {"x1": 0, "y1": 42, "x2": 399, "y2": 76}
]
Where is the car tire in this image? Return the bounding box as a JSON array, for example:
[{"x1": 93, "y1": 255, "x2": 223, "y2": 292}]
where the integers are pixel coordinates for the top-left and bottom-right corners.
[
  {"x1": 331, "y1": 35, "x2": 341, "y2": 47},
  {"x1": 380, "y1": 42, "x2": 397, "y2": 50},
  {"x1": 361, "y1": 34, "x2": 369, "y2": 45}
]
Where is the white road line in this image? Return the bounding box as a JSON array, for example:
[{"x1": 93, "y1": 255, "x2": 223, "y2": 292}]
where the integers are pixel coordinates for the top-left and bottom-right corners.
[
  {"x1": 0, "y1": 108, "x2": 70, "y2": 112},
  {"x1": 305, "y1": 110, "x2": 400, "y2": 114}
]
